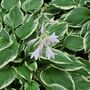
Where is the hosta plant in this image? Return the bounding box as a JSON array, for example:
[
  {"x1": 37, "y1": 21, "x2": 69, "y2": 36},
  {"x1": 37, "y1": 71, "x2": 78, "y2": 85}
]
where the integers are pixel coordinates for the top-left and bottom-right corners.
[{"x1": 1, "y1": 0, "x2": 90, "y2": 90}]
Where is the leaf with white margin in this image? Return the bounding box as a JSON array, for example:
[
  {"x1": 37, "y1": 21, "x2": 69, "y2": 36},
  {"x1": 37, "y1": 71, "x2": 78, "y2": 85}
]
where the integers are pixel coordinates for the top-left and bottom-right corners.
[
  {"x1": 0, "y1": 29, "x2": 13, "y2": 51},
  {"x1": 22, "y1": 0, "x2": 43, "y2": 12},
  {"x1": 53, "y1": 55, "x2": 84, "y2": 71},
  {"x1": 46, "y1": 22, "x2": 68, "y2": 40},
  {"x1": 64, "y1": 35, "x2": 83, "y2": 51},
  {"x1": 25, "y1": 61, "x2": 38, "y2": 72},
  {"x1": 0, "y1": 35, "x2": 19, "y2": 69},
  {"x1": 40, "y1": 66, "x2": 75, "y2": 90},
  {"x1": 46, "y1": 84, "x2": 67, "y2": 90},
  {"x1": 47, "y1": 49, "x2": 72, "y2": 64},
  {"x1": 15, "y1": 14, "x2": 38, "y2": 40},
  {"x1": 0, "y1": 67, "x2": 16, "y2": 89},
  {"x1": 64, "y1": 7, "x2": 90, "y2": 27},
  {"x1": 83, "y1": 32, "x2": 90, "y2": 52},
  {"x1": 51, "y1": 0, "x2": 75, "y2": 10},
  {"x1": 0, "y1": 23, "x2": 2, "y2": 32},
  {"x1": 1, "y1": 0, "x2": 21, "y2": 10},
  {"x1": 71, "y1": 74, "x2": 90, "y2": 90},
  {"x1": 16, "y1": 64, "x2": 33, "y2": 82},
  {"x1": 4, "y1": 6, "x2": 24, "y2": 28},
  {"x1": 24, "y1": 80, "x2": 40, "y2": 90}
]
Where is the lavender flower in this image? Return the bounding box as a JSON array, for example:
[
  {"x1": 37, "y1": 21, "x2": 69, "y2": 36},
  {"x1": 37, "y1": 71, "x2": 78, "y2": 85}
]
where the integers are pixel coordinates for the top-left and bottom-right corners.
[
  {"x1": 46, "y1": 46, "x2": 55, "y2": 59},
  {"x1": 49, "y1": 32, "x2": 59, "y2": 44},
  {"x1": 40, "y1": 25, "x2": 45, "y2": 34},
  {"x1": 31, "y1": 47, "x2": 41, "y2": 60},
  {"x1": 31, "y1": 25, "x2": 59, "y2": 60}
]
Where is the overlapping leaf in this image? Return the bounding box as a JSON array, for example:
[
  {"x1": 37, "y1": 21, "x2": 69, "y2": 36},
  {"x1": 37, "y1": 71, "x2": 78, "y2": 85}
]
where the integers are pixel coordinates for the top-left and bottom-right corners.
[
  {"x1": 0, "y1": 67, "x2": 16, "y2": 89},
  {"x1": 16, "y1": 64, "x2": 33, "y2": 82},
  {"x1": 40, "y1": 66, "x2": 75, "y2": 90},
  {"x1": 46, "y1": 22, "x2": 68, "y2": 40},
  {"x1": 15, "y1": 14, "x2": 38, "y2": 40},
  {"x1": 48, "y1": 49, "x2": 72, "y2": 64},
  {"x1": 22, "y1": 0, "x2": 43, "y2": 12},
  {"x1": 0, "y1": 29, "x2": 13, "y2": 51},
  {"x1": 1, "y1": 0, "x2": 20, "y2": 10},
  {"x1": 4, "y1": 6, "x2": 24, "y2": 28},
  {"x1": 64, "y1": 35, "x2": 83, "y2": 51},
  {"x1": 64, "y1": 7, "x2": 90, "y2": 27},
  {"x1": 83, "y1": 32, "x2": 90, "y2": 52},
  {"x1": 0, "y1": 35, "x2": 19, "y2": 69},
  {"x1": 24, "y1": 81, "x2": 40, "y2": 90}
]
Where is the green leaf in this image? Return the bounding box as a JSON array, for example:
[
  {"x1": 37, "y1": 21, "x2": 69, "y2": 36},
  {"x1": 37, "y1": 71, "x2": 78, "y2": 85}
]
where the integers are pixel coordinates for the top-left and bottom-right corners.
[
  {"x1": 0, "y1": 67, "x2": 16, "y2": 89},
  {"x1": 24, "y1": 81, "x2": 40, "y2": 90},
  {"x1": 0, "y1": 35, "x2": 19, "y2": 69},
  {"x1": 64, "y1": 7, "x2": 90, "y2": 27},
  {"x1": 83, "y1": 32, "x2": 90, "y2": 52},
  {"x1": 47, "y1": 49, "x2": 72, "y2": 64},
  {"x1": 4, "y1": 6, "x2": 24, "y2": 28},
  {"x1": 70, "y1": 68, "x2": 89, "y2": 77},
  {"x1": 25, "y1": 38, "x2": 39, "y2": 54},
  {"x1": 15, "y1": 14, "x2": 38, "y2": 40},
  {"x1": 46, "y1": 84, "x2": 67, "y2": 90},
  {"x1": 22, "y1": 0, "x2": 43, "y2": 12},
  {"x1": 71, "y1": 74, "x2": 90, "y2": 90},
  {"x1": 0, "y1": 23, "x2": 2, "y2": 32},
  {"x1": 46, "y1": 22, "x2": 68, "y2": 40},
  {"x1": 44, "y1": 5, "x2": 60, "y2": 15},
  {"x1": 77, "y1": 57, "x2": 90, "y2": 73},
  {"x1": 64, "y1": 35, "x2": 83, "y2": 51},
  {"x1": 25, "y1": 62, "x2": 38, "y2": 72},
  {"x1": 0, "y1": 13, "x2": 2, "y2": 23},
  {"x1": 40, "y1": 66, "x2": 75, "y2": 90},
  {"x1": 16, "y1": 64, "x2": 33, "y2": 82},
  {"x1": 0, "y1": 29, "x2": 13, "y2": 51},
  {"x1": 51, "y1": 0, "x2": 76, "y2": 10},
  {"x1": 74, "y1": 0, "x2": 89, "y2": 6},
  {"x1": 53, "y1": 56, "x2": 84, "y2": 71},
  {"x1": 80, "y1": 20, "x2": 90, "y2": 36},
  {"x1": 1, "y1": 0, "x2": 20, "y2": 10}
]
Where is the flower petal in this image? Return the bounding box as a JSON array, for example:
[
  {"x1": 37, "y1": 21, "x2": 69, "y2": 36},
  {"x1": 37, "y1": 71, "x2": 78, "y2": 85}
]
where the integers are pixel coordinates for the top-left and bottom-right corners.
[
  {"x1": 31, "y1": 47, "x2": 41, "y2": 60},
  {"x1": 49, "y1": 33, "x2": 59, "y2": 44},
  {"x1": 40, "y1": 25, "x2": 45, "y2": 34},
  {"x1": 46, "y1": 46, "x2": 55, "y2": 59}
]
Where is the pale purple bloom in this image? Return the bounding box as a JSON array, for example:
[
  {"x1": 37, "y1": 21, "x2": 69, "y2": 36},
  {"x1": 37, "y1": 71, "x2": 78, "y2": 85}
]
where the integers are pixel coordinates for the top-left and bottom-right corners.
[
  {"x1": 39, "y1": 39, "x2": 45, "y2": 49},
  {"x1": 49, "y1": 33, "x2": 59, "y2": 44},
  {"x1": 31, "y1": 31, "x2": 59, "y2": 60},
  {"x1": 46, "y1": 46, "x2": 55, "y2": 59},
  {"x1": 40, "y1": 25, "x2": 45, "y2": 34},
  {"x1": 31, "y1": 47, "x2": 41, "y2": 60}
]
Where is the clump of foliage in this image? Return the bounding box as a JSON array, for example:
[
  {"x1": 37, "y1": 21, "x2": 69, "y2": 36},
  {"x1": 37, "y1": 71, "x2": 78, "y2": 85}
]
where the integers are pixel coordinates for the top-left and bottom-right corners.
[{"x1": 0, "y1": 0, "x2": 90, "y2": 90}]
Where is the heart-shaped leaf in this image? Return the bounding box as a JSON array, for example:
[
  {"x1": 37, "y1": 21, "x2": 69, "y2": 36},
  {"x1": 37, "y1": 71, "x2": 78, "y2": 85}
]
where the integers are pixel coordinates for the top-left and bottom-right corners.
[
  {"x1": 40, "y1": 66, "x2": 75, "y2": 90},
  {"x1": 0, "y1": 29, "x2": 13, "y2": 51},
  {"x1": 51, "y1": 0, "x2": 75, "y2": 10},
  {"x1": 64, "y1": 35, "x2": 83, "y2": 51},
  {"x1": 16, "y1": 64, "x2": 33, "y2": 82},
  {"x1": 48, "y1": 49, "x2": 72, "y2": 64},
  {"x1": 0, "y1": 35, "x2": 19, "y2": 69},
  {"x1": 1, "y1": 0, "x2": 20, "y2": 10},
  {"x1": 15, "y1": 14, "x2": 38, "y2": 40},
  {"x1": 0, "y1": 67, "x2": 16, "y2": 89},
  {"x1": 22, "y1": 0, "x2": 43, "y2": 12},
  {"x1": 64, "y1": 7, "x2": 90, "y2": 27},
  {"x1": 4, "y1": 6, "x2": 24, "y2": 28},
  {"x1": 24, "y1": 81, "x2": 40, "y2": 90},
  {"x1": 83, "y1": 32, "x2": 90, "y2": 52}
]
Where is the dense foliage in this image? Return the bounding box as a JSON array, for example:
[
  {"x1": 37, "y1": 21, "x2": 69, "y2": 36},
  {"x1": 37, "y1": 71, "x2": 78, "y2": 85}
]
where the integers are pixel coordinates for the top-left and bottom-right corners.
[{"x1": 0, "y1": 0, "x2": 90, "y2": 90}]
